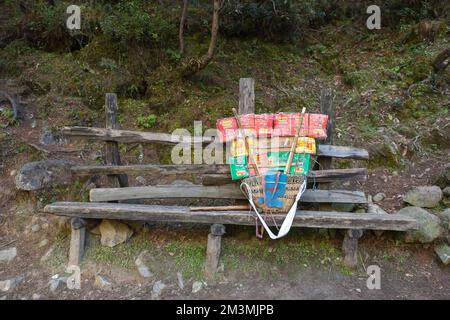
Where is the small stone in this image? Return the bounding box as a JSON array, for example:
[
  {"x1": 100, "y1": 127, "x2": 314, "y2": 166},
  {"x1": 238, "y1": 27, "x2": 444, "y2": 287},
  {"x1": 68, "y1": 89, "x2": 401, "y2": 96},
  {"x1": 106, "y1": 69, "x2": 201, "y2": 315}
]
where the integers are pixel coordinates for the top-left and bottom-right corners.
[
  {"x1": 99, "y1": 220, "x2": 133, "y2": 247},
  {"x1": 403, "y1": 186, "x2": 443, "y2": 208},
  {"x1": 94, "y1": 275, "x2": 112, "y2": 291},
  {"x1": 10, "y1": 170, "x2": 16, "y2": 177},
  {"x1": 32, "y1": 293, "x2": 41, "y2": 300},
  {"x1": 49, "y1": 276, "x2": 66, "y2": 292},
  {"x1": 135, "y1": 254, "x2": 153, "y2": 278},
  {"x1": 355, "y1": 288, "x2": 361, "y2": 293},
  {"x1": 372, "y1": 193, "x2": 386, "y2": 203},
  {"x1": 136, "y1": 176, "x2": 147, "y2": 186},
  {"x1": 434, "y1": 244, "x2": 450, "y2": 265},
  {"x1": 0, "y1": 277, "x2": 23, "y2": 292},
  {"x1": 192, "y1": 281, "x2": 203, "y2": 293},
  {"x1": 0, "y1": 247, "x2": 17, "y2": 262},
  {"x1": 31, "y1": 120, "x2": 37, "y2": 129},
  {"x1": 151, "y1": 280, "x2": 166, "y2": 299},
  {"x1": 177, "y1": 272, "x2": 184, "y2": 290},
  {"x1": 38, "y1": 239, "x2": 49, "y2": 248},
  {"x1": 31, "y1": 224, "x2": 40, "y2": 232}
]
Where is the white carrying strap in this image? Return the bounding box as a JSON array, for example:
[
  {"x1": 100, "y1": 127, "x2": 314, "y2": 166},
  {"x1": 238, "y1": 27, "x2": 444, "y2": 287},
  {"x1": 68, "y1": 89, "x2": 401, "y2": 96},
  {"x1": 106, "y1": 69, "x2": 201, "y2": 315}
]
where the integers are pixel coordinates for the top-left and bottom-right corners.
[{"x1": 241, "y1": 180, "x2": 307, "y2": 239}]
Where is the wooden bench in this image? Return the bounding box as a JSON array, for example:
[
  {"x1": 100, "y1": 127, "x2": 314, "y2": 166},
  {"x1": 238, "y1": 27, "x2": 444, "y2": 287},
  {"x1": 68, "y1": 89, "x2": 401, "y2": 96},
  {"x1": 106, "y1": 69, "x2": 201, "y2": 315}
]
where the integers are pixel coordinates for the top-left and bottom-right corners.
[{"x1": 43, "y1": 78, "x2": 417, "y2": 280}]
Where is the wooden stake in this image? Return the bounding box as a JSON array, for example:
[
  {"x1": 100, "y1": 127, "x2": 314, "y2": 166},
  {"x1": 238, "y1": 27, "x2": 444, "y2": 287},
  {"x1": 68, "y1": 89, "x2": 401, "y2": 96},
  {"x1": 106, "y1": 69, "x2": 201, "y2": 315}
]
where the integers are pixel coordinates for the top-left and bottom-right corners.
[{"x1": 285, "y1": 107, "x2": 306, "y2": 174}]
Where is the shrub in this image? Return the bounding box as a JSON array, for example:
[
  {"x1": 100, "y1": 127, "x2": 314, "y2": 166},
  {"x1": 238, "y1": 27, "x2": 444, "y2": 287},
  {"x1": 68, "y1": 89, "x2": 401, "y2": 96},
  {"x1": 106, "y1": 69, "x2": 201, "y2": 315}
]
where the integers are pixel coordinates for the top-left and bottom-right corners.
[
  {"x1": 136, "y1": 114, "x2": 157, "y2": 128},
  {"x1": 100, "y1": 0, "x2": 176, "y2": 47}
]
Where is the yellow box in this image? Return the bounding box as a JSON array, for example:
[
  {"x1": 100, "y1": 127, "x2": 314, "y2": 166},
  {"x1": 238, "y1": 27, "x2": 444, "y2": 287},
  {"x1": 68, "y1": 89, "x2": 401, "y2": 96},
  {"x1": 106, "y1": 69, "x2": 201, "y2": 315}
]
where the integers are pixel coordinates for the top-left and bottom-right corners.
[{"x1": 295, "y1": 137, "x2": 316, "y2": 154}]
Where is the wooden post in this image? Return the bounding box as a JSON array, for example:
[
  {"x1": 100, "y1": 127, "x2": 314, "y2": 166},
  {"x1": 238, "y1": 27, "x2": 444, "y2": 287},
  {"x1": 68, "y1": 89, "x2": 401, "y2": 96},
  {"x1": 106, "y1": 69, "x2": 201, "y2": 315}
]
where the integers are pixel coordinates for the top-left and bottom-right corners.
[
  {"x1": 342, "y1": 229, "x2": 363, "y2": 267},
  {"x1": 105, "y1": 93, "x2": 128, "y2": 188},
  {"x1": 204, "y1": 224, "x2": 225, "y2": 281},
  {"x1": 317, "y1": 89, "x2": 335, "y2": 212},
  {"x1": 238, "y1": 78, "x2": 255, "y2": 114},
  {"x1": 68, "y1": 218, "x2": 86, "y2": 266}
]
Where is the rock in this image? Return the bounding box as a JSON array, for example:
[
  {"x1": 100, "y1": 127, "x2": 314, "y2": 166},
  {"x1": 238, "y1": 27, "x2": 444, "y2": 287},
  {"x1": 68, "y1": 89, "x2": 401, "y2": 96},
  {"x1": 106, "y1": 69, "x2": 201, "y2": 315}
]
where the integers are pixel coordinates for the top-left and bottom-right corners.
[
  {"x1": 403, "y1": 186, "x2": 443, "y2": 208},
  {"x1": 434, "y1": 244, "x2": 450, "y2": 265},
  {"x1": 32, "y1": 293, "x2": 41, "y2": 300},
  {"x1": 99, "y1": 220, "x2": 133, "y2": 247},
  {"x1": 437, "y1": 208, "x2": 450, "y2": 230},
  {"x1": 135, "y1": 253, "x2": 153, "y2": 278},
  {"x1": 367, "y1": 203, "x2": 388, "y2": 215},
  {"x1": 40, "y1": 127, "x2": 65, "y2": 145},
  {"x1": 443, "y1": 187, "x2": 450, "y2": 197},
  {"x1": 398, "y1": 207, "x2": 443, "y2": 243},
  {"x1": 136, "y1": 176, "x2": 147, "y2": 186},
  {"x1": 0, "y1": 277, "x2": 23, "y2": 292},
  {"x1": 367, "y1": 204, "x2": 388, "y2": 237},
  {"x1": 192, "y1": 281, "x2": 203, "y2": 293},
  {"x1": 433, "y1": 165, "x2": 450, "y2": 189},
  {"x1": 15, "y1": 160, "x2": 75, "y2": 191},
  {"x1": 49, "y1": 275, "x2": 67, "y2": 292},
  {"x1": 38, "y1": 239, "x2": 49, "y2": 248},
  {"x1": 94, "y1": 275, "x2": 112, "y2": 291},
  {"x1": 89, "y1": 225, "x2": 101, "y2": 235},
  {"x1": 177, "y1": 272, "x2": 184, "y2": 290},
  {"x1": 331, "y1": 203, "x2": 356, "y2": 212},
  {"x1": 0, "y1": 247, "x2": 17, "y2": 262},
  {"x1": 31, "y1": 224, "x2": 40, "y2": 232},
  {"x1": 372, "y1": 193, "x2": 386, "y2": 203},
  {"x1": 151, "y1": 280, "x2": 166, "y2": 299}
]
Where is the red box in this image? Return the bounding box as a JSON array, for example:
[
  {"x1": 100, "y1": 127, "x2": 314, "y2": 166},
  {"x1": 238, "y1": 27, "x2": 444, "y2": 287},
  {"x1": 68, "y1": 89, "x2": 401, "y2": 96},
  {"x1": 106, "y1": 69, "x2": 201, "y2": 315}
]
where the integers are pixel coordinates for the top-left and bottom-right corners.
[
  {"x1": 238, "y1": 113, "x2": 255, "y2": 137},
  {"x1": 216, "y1": 117, "x2": 237, "y2": 142},
  {"x1": 254, "y1": 114, "x2": 273, "y2": 137},
  {"x1": 308, "y1": 114, "x2": 328, "y2": 139},
  {"x1": 273, "y1": 113, "x2": 308, "y2": 136}
]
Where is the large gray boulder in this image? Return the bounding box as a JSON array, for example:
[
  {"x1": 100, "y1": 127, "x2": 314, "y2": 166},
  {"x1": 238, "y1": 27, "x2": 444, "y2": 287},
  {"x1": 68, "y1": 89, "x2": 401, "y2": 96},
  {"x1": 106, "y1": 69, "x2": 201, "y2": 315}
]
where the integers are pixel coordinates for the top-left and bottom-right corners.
[
  {"x1": 99, "y1": 220, "x2": 133, "y2": 247},
  {"x1": 15, "y1": 160, "x2": 75, "y2": 191},
  {"x1": 403, "y1": 186, "x2": 443, "y2": 208},
  {"x1": 398, "y1": 207, "x2": 443, "y2": 243}
]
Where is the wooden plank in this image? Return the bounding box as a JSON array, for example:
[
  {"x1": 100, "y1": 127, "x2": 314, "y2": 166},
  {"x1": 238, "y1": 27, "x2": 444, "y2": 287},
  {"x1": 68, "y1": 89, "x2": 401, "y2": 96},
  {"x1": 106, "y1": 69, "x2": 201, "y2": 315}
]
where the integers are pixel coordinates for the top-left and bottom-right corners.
[
  {"x1": 43, "y1": 202, "x2": 418, "y2": 231},
  {"x1": 63, "y1": 127, "x2": 369, "y2": 160},
  {"x1": 62, "y1": 127, "x2": 208, "y2": 145},
  {"x1": 89, "y1": 184, "x2": 367, "y2": 203},
  {"x1": 105, "y1": 93, "x2": 128, "y2": 188},
  {"x1": 71, "y1": 165, "x2": 367, "y2": 183},
  {"x1": 72, "y1": 164, "x2": 229, "y2": 176}
]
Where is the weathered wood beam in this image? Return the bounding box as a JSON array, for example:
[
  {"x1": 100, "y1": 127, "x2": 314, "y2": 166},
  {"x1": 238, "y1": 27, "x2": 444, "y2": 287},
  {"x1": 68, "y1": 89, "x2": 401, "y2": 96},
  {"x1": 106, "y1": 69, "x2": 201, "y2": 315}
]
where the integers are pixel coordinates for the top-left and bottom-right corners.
[
  {"x1": 43, "y1": 202, "x2": 418, "y2": 231},
  {"x1": 71, "y1": 165, "x2": 367, "y2": 183},
  {"x1": 62, "y1": 127, "x2": 369, "y2": 160},
  {"x1": 89, "y1": 185, "x2": 367, "y2": 203}
]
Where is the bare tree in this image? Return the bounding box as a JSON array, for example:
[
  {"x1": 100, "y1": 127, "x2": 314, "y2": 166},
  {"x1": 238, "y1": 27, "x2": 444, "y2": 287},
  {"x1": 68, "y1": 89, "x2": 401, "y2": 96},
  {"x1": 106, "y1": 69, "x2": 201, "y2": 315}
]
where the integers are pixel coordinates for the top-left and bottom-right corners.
[{"x1": 179, "y1": 0, "x2": 222, "y2": 77}]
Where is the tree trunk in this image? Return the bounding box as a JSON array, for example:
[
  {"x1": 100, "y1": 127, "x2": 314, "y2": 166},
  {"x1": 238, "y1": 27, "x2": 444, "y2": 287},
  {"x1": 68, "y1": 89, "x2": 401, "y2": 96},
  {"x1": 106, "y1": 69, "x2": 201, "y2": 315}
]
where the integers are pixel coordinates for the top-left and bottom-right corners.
[
  {"x1": 179, "y1": 0, "x2": 188, "y2": 56},
  {"x1": 180, "y1": 0, "x2": 221, "y2": 77}
]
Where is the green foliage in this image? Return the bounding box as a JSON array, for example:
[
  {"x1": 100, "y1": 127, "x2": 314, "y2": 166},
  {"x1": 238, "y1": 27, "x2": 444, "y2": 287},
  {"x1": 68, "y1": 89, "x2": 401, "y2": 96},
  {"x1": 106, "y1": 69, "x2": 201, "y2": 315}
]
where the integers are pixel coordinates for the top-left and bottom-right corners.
[
  {"x1": 100, "y1": 0, "x2": 176, "y2": 47},
  {"x1": 136, "y1": 114, "x2": 157, "y2": 129}
]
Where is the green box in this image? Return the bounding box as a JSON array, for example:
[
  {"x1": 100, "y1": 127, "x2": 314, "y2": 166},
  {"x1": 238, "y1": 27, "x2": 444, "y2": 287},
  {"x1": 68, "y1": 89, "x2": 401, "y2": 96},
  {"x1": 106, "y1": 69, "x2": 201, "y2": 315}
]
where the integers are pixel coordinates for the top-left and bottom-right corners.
[
  {"x1": 267, "y1": 153, "x2": 310, "y2": 176},
  {"x1": 229, "y1": 156, "x2": 249, "y2": 180}
]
